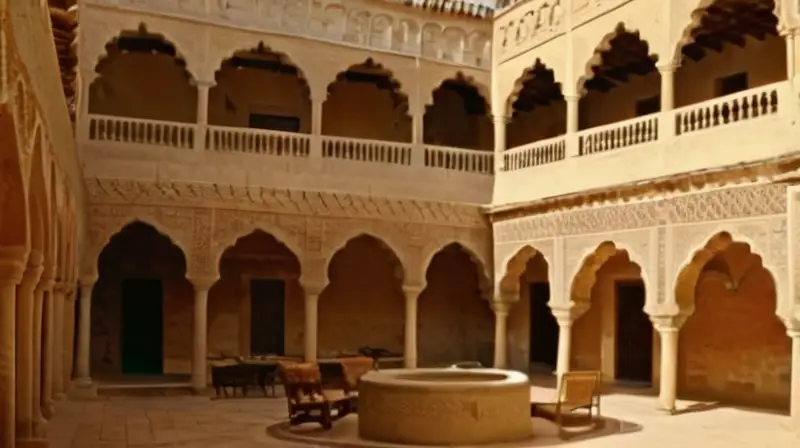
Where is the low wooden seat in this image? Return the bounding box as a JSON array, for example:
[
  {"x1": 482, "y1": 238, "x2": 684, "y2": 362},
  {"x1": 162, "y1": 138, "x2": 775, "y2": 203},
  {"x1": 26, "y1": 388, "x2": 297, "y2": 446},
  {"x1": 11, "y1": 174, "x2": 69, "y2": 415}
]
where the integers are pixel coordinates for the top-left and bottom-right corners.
[
  {"x1": 279, "y1": 362, "x2": 356, "y2": 430},
  {"x1": 531, "y1": 371, "x2": 602, "y2": 432},
  {"x1": 338, "y1": 356, "x2": 375, "y2": 396}
]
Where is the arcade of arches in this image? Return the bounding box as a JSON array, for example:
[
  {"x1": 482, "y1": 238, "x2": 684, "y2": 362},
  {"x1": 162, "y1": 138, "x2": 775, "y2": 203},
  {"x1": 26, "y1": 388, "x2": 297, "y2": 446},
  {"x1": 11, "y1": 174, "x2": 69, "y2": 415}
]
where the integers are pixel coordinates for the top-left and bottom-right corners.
[{"x1": 88, "y1": 28, "x2": 494, "y2": 151}]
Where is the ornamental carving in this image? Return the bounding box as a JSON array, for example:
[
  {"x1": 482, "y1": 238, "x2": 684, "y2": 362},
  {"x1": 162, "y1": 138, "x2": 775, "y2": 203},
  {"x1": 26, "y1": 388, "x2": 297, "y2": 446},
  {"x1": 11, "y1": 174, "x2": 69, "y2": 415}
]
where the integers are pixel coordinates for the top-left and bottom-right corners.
[
  {"x1": 497, "y1": 0, "x2": 565, "y2": 58},
  {"x1": 86, "y1": 0, "x2": 492, "y2": 69}
]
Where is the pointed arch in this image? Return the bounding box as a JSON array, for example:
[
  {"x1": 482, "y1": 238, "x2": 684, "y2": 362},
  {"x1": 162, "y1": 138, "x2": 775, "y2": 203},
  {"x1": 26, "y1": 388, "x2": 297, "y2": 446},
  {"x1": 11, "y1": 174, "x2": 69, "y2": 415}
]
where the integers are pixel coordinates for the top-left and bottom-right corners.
[
  {"x1": 325, "y1": 233, "x2": 405, "y2": 283},
  {"x1": 506, "y1": 58, "x2": 566, "y2": 118},
  {"x1": 422, "y1": 242, "x2": 490, "y2": 297},
  {"x1": 423, "y1": 72, "x2": 492, "y2": 151},
  {"x1": 569, "y1": 241, "x2": 648, "y2": 312},
  {"x1": 498, "y1": 244, "x2": 551, "y2": 296}
]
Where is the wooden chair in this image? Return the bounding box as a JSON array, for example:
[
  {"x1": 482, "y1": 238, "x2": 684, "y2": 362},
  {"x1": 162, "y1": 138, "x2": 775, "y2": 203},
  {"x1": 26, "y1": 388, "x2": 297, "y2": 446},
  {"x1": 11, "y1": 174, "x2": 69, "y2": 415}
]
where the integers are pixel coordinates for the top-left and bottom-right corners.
[
  {"x1": 278, "y1": 362, "x2": 356, "y2": 430},
  {"x1": 338, "y1": 356, "x2": 375, "y2": 396},
  {"x1": 531, "y1": 371, "x2": 602, "y2": 432}
]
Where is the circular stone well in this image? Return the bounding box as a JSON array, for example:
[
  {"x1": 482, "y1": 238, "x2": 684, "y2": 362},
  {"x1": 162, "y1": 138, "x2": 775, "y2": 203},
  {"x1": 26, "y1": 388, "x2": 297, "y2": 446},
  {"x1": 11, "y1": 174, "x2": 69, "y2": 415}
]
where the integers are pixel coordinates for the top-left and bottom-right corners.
[{"x1": 358, "y1": 368, "x2": 533, "y2": 445}]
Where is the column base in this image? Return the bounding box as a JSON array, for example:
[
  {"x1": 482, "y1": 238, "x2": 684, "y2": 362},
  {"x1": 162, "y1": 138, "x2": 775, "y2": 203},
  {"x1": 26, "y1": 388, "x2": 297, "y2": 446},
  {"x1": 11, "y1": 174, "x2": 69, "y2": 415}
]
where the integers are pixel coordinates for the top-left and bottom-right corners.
[
  {"x1": 54, "y1": 393, "x2": 66, "y2": 401},
  {"x1": 42, "y1": 399, "x2": 56, "y2": 419},
  {"x1": 656, "y1": 405, "x2": 677, "y2": 416},
  {"x1": 67, "y1": 379, "x2": 97, "y2": 400},
  {"x1": 32, "y1": 416, "x2": 47, "y2": 439}
]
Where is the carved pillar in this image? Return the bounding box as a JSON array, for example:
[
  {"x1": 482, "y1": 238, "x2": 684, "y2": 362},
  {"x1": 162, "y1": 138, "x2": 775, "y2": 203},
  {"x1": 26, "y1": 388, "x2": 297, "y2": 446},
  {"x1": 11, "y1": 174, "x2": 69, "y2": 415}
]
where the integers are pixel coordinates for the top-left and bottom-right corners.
[
  {"x1": 302, "y1": 283, "x2": 323, "y2": 362},
  {"x1": 657, "y1": 63, "x2": 678, "y2": 139},
  {"x1": 0, "y1": 246, "x2": 28, "y2": 448},
  {"x1": 15, "y1": 251, "x2": 43, "y2": 440},
  {"x1": 565, "y1": 95, "x2": 580, "y2": 157},
  {"x1": 40, "y1": 276, "x2": 58, "y2": 420},
  {"x1": 491, "y1": 301, "x2": 511, "y2": 368},
  {"x1": 74, "y1": 275, "x2": 97, "y2": 387},
  {"x1": 33, "y1": 273, "x2": 55, "y2": 434},
  {"x1": 652, "y1": 315, "x2": 685, "y2": 413},
  {"x1": 51, "y1": 283, "x2": 66, "y2": 400},
  {"x1": 310, "y1": 95, "x2": 325, "y2": 159},
  {"x1": 411, "y1": 101, "x2": 426, "y2": 167},
  {"x1": 492, "y1": 115, "x2": 508, "y2": 173},
  {"x1": 62, "y1": 285, "x2": 77, "y2": 390},
  {"x1": 193, "y1": 80, "x2": 213, "y2": 151},
  {"x1": 403, "y1": 285, "x2": 421, "y2": 368},
  {"x1": 553, "y1": 309, "x2": 573, "y2": 380},
  {"x1": 789, "y1": 326, "x2": 800, "y2": 427},
  {"x1": 189, "y1": 277, "x2": 216, "y2": 392},
  {"x1": 76, "y1": 70, "x2": 97, "y2": 143}
]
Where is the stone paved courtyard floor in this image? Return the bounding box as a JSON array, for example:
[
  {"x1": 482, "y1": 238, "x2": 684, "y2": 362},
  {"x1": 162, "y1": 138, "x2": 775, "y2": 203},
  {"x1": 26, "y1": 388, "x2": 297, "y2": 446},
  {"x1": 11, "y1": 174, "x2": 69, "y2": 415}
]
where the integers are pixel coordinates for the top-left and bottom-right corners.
[{"x1": 47, "y1": 385, "x2": 800, "y2": 447}]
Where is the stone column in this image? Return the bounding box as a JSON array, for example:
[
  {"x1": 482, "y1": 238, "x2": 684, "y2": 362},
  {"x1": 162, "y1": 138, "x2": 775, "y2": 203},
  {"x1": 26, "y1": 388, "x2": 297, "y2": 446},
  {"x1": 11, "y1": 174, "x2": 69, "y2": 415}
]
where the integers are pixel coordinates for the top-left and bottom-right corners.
[
  {"x1": 411, "y1": 102, "x2": 426, "y2": 167},
  {"x1": 652, "y1": 315, "x2": 683, "y2": 413},
  {"x1": 32, "y1": 274, "x2": 54, "y2": 435},
  {"x1": 657, "y1": 63, "x2": 677, "y2": 139},
  {"x1": 16, "y1": 250, "x2": 43, "y2": 440},
  {"x1": 303, "y1": 288, "x2": 320, "y2": 362},
  {"x1": 789, "y1": 327, "x2": 800, "y2": 427},
  {"x1": 51, "y1": 283, "x2": 66, "y2": 401},
  {"x1": 492, "y1": 115, "x2": 508, "y2": 173},
  {"x1": 193, "y1": 80, "x2": 212, "y2": 151},
  {"x1": 62, "y1": 286, "x2": 77, "y2": 391},
  {"x1": 491, "y1": 301, "x2": 510, "y2": 369},
  {"x1": 554, "y1": 311, "x2": 573, "y2": 379},
  {"x1": 189, "y1": 278, "x2": 215, "y2": 392},
  {"x1": 0, "y1": 246, "x2": 28, "y2": 448},
  {"x1": 310, "y1": 96, "x2": 325, "y2": 159},
  {"x1": 403, "y1": 285, "x2": 421, "y2": 368},
  {"x1": 565, "y1": 95, "x2": 580, "y2": 157},
  {"x1": 74, "y1": 275, "x2": 96, "y2": 387}
]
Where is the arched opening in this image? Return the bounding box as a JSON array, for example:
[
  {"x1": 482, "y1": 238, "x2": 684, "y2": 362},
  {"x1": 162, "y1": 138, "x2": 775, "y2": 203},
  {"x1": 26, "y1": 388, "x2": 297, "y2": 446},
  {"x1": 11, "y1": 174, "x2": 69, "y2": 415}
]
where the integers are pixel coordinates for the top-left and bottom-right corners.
[
  {"x1": 507, "y1": 59, "x2": 566, "y2": 154},
  {"x1": 0, "y1": 110, "x2": 28, "y2": 247},
  {"x1": 674, "y1": 0, "x2": 784, "y2": 130},
  {"x1": 323, "y1": 59, "x2": 411, "y2": 142},
  {"x1": 209, "y1": 43, "x2": 311, "y2": 135},
  {"x1": 676, "y1": 232, "x2": 789, "y2": 409},
  {"x1": 208, "y1": 230, "x2": 302, "y2": 357},
  {"x1": 578, "y1": 24, "x2": 659, "y2": 153},
  {"x1": 570, "y1": 242, "x2": 653, "y2": 385},
  {"x1": 92, "y1": 221, "x2": 191, "y2": 378},
  {"x1": 318, "y1": 234, "x2": 404, "y2": 357},
  {"x1": 423, "y1": 74, "x2": 492, "y2": 150},
  {"x1": 418, "y1": 243, "x2": 493, "y2": 367},
  {"x1": 89, "y1": 24, "x2": 197, "y2": 123},
  {"x1": 500, "y1": 246, "x2": 559, "y2": 373}
]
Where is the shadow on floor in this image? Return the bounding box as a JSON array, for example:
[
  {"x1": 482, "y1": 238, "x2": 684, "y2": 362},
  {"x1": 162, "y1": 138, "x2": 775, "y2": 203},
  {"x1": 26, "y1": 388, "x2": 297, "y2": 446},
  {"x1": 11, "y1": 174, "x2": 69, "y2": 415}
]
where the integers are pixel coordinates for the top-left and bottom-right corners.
[{"x1": 266, "y1": 414, "x2": 643, "y2": 447}]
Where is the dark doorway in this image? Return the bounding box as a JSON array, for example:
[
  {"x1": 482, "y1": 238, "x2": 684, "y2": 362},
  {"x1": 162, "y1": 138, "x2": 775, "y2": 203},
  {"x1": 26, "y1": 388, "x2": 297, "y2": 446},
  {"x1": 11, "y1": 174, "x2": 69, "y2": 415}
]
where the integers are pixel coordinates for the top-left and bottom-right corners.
[
  {"x1": 121, "y1": 278, "x2": 164, "y2": 375},
  {"x1": 615, "y1": 280, "x2": 652, "y2": 384},
  {"x1": 250, "y1": 279, "x2": 286, "y2": 356},
  {"x1": 528, "y1": 282, "x2": 559, "y2": 371}
]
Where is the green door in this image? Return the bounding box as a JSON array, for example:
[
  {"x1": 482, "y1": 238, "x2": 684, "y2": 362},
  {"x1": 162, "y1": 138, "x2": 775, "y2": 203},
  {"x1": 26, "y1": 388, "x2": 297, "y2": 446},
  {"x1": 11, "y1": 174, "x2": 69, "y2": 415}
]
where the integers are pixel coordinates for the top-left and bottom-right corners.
[{"x1": 121, "y1": 279, "x2": 164, "y2": 375}]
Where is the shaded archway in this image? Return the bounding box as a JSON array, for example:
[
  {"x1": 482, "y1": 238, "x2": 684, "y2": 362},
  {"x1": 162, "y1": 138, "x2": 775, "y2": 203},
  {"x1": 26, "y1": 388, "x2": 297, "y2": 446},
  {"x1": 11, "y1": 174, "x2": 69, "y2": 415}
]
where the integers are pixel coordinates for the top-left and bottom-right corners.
[
  {"x1": 673, "y1": 0, "x2": 784, "y2": 131},
  {"x1": 318, "y1": 234, "x2": 405, "y2": 357},
  {"x1": 570, "y1": 242, "x2": 653, "y2": 384},
  {"x1": 0, "y1": 104, "x2": 28, "y2": 248},
  {"x1": 89, "y1": 24, "x2": 197, "y2": 122},
  {"x1": 423, "y1": 73, "x2": 492, "y2": 150},
  {"x1": 500, "y1": 246, "x2": 558, "y2": 373},
  {"x1": 209, "y1": 43, "x2": 311, "y2": 134},
  {"x1": 322, "y1": 59, "x2": 411, "y2": 142},
  {"x1": 208, "y1": 230, "x2": 302, "y2": 357},
  {"x1": 92, "y1": 221, "x2": 191, "y2": 377},
  {"x1": 506, "y1": 59, "x2": 567, "y2": 155},
  {"x1": 418, "y1": 243, "x2": 493, "y2": 367},
  {"x1": 578, "y1": 23, "x2": 659, "y2": 154},
  {"x1": 675, "y1": 231, "x2": 789, "y2": 409}
]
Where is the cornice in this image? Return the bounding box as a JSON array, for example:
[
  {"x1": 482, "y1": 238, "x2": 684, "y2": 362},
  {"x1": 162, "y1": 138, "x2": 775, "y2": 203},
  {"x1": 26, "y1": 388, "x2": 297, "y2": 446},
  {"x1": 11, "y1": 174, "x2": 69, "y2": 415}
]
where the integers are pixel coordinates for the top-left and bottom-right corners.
[{"x1": 85, "y1": 178, "x2": 490, "y2": 229}]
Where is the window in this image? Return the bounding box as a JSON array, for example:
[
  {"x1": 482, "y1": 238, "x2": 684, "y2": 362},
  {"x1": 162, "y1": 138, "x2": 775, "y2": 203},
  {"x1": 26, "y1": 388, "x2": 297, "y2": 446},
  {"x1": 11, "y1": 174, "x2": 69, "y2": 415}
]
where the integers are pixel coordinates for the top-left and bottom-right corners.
[
  {"x1": 635, "y1": 95, "x2": 661, "y2": 117},
  {"x1": 248, "y1": 113, "x2": 300, "y2": 132},
  {"x1": 716, "y1": 72, "x2": 748, "y2": 97}
]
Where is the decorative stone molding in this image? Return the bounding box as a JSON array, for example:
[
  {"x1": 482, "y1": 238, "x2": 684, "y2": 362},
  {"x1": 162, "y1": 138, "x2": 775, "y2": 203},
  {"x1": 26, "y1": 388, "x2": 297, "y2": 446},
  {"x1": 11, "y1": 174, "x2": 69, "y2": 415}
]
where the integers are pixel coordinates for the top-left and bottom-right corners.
[{"x1": 496, "y1": 0, "x2": 565, "y2": 60}]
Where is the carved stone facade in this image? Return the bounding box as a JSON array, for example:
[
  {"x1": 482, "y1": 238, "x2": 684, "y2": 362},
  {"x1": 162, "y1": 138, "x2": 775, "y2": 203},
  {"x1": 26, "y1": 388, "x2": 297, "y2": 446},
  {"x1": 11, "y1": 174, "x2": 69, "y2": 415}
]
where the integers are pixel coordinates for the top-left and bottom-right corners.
[{"x1": 84, "y1": 178, "x2": 493, "y2": 289}]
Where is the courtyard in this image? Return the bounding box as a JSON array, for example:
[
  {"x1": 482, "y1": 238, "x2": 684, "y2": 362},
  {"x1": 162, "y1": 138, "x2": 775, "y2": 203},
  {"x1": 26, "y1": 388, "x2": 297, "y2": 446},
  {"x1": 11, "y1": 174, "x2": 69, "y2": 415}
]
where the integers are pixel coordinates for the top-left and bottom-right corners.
[{"x1": 47, "y1": 383, "x2": 800, "y2": 448}]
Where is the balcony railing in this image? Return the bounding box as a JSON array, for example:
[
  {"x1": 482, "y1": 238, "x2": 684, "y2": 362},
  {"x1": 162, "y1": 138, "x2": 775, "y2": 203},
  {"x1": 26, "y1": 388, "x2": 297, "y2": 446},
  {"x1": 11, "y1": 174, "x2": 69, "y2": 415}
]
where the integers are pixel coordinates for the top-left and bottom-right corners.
[
  {"x1": 207, "y1": 125, "x2": 310, "y2": 157},
  {"x1": 88, "y1": 115, "x2": 195, "y2": 149},
  {"x1": 322, "y1": 136, "x2": 413, "y2": 166},
  {"x1": 503, "y1": 81, "x2": 789, "y2": 173},
  {"x1": 425, "y1": 145, "x2": 494, "y2": 174}
]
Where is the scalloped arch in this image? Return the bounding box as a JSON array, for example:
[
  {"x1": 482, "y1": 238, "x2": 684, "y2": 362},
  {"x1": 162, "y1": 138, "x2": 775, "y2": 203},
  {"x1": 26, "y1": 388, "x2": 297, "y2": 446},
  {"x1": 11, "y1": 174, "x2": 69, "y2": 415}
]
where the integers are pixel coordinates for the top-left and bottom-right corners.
[
  {"x1": 505, "y1": 59, "x2": 565, "y2": 118},
  {"x1": 324, "y1": 231, "x2": 407, "y2": 283},
  {"x1": 421, "y1": 241, "x2": 491, "y2": 298},
  {"x1": 498, "y1": 244, "x2": 550, "y2": 296},
  {"x1": 91, "y1": 218, "x2": 189, "y2": 276},
  {"x1": 423, "y1": 71, "x2": 491, "y2": 111},
  {"x1": 569, "y1": 241, "x2": 649, "y2": 311},
  {"x1": 212, "y1": 227, "x2": 304, "y2": 277}
]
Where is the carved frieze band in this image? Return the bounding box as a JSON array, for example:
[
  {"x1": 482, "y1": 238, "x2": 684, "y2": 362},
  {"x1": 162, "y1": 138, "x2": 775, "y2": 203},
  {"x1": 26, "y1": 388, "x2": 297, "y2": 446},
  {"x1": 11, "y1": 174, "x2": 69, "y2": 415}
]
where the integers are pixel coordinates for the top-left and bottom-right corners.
[{"x1": 85, "y1": 0, "x2": 492, "y2": 69}]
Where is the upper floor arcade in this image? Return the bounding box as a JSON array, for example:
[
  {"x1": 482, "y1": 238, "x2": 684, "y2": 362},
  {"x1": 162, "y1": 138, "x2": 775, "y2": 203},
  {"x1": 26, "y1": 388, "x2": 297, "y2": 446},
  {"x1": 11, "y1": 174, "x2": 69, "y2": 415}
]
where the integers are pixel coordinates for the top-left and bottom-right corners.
[
  {"x1": 76, "y1": 3, "x2": 496, "y2": 204},
  {"x1": 492, "y1": 0, "x2": 800, "y2": 205}
]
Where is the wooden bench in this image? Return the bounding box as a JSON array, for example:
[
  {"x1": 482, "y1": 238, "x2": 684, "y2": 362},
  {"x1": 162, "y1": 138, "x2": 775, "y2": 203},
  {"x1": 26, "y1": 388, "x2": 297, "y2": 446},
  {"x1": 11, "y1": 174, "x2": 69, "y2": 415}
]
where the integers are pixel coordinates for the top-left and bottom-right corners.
[
  {"x1": 531, "y1": 371, "x2": 602, "y2": 432},
  {"x1": 279, "y1": 362, "x2": 356, "y2": 430}
]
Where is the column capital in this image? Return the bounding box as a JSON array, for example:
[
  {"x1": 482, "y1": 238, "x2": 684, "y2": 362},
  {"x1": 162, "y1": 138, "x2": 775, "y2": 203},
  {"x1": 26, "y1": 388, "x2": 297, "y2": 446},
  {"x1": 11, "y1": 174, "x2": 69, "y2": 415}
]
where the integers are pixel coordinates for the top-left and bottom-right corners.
[
  {"x1": 36, "y1": 278, "x2": 56, "y2": 292},
  {"x1": 650, "y1": 314, "x2": 686, "y2": 332},
  {"x1": 188, "y1": 276, "x2": 218, "y2": 291},
  {"x1": 301, "y1": 281, "x2": 326, "y2": 297},
  {"x1": 402, "y1": 284, "x2": 424, "y2": 297},
  {"x1": 551, "y1": 307, "x2": 574, "y2": 327},
  {"x1": 191, "y1": 78, "x2": 215, "y2": 88},
  {"x1": 491, "y1": 115, "x2": 510, "y2": 125},
  {"x1": 656, "y1": 62, "x2": 680, "y2": 73},
  {"x1": 0, "y1": 245, "x2": 29, "y2": 284},
  {"x1": 310, "y1": 93, "x2": 328, "y2": 104},
  {"x1": 563, "y1": 94, "x2": 580, "y2": 102},
  {"x1": 490, "y1": 300, "x2": 511, "y2": 315},
  {"x1": 79, "y1": 274, "x2": 98, "y2": 287},
  {"x1": 53, "y1": 282, "x2": 68, "y2": 294}
]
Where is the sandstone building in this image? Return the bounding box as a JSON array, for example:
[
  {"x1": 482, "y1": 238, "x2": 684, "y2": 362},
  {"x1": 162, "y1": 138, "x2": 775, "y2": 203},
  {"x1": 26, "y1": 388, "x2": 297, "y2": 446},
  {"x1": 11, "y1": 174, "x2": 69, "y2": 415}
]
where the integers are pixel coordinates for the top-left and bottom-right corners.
[{"x1": 2, "y1": 0, "x2": 800, "y2": 446}]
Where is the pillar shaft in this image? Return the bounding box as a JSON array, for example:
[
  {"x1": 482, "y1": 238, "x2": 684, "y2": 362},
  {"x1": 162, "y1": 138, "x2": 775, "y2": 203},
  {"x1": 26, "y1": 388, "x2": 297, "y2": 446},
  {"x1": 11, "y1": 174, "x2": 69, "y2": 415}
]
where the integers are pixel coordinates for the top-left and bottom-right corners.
[
  {"x1": 62, "y1": 289, "x2": 76, "y2": 389},
  {"x1": 74, "y1": 278, "x2": 95, "y2": 385},
  {"x1": 492, "y1": 115, "x2": 507, "y2": 173},
  {"x1": 52, "y1": 285, "x2": 66, "y2": 400},
  {"x1": 32, "y1": 281, "x2": 50, "y2": 435},
  {"x1": 304, "y1": 294, "x2": 319, "y2": 362},
  {"x1": 790, "y1": 330, "x2": 800, "y2": 425},
  {"x1": 0, "y1": 246, "x2": 27, "y2": 448},
  {"x1": 16, "y1": 255, "x2": 43, "y2": 439},
  {"x1": 555, "y1": 320, "x2": 572, "y2": 378},
  {"x1": 657, "y1": 327, "x2": 679, "y2": 412},
  {"x1": 403, "y1": 287, "x2": 420, "y2": 368},
  {"x1": 194, "y1": 82, "x2": 211, "y2": 151},
  {"x1": 192, "y1": 285, "x2": 210, "y2": 391},
  {"x1": 492, "y1": 302, "x2": 510, "y2": 369},
  {"x1": 565, "y1": 95, "x2": 579, "y2": 134},
  {"x1": 42, "y1": 285, "x2": 57, "y2": 417}
]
